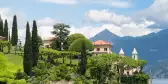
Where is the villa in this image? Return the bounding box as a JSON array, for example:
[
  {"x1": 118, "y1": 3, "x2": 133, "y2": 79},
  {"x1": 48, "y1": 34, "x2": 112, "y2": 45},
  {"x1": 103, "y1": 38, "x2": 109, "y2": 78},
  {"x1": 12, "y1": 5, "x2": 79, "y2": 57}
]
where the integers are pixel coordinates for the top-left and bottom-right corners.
[
  {"x1": 43, "y1": 37, "x2": 56, "y2": 48},
  {"x1": 92, "y1": 40, "x2": 140, "y2": 75},
  {"x1": 0, "y1": 36, "x2": 5, "y2": 40},
  {"x1": 92, "y1": 40, "x2": 112, "y2": 55},
  {"x1": 119, "y1": 48, "x2": 140, "y2": 75}
]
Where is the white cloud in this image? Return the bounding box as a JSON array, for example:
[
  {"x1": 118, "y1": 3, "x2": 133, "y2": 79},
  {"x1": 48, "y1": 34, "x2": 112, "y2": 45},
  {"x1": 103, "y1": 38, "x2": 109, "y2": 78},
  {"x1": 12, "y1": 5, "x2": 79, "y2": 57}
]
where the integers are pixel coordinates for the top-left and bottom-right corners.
[
  {"x1": 35, "y1": 10, "x2": 162, "y2": 40},
  {"x1": 70, "y1": 19, "x2": 161, "y2": 38},
  {"x1": 38, "y1": 26, "x2": 54, "y2": 39},
  {"x1": 137, "y1": 0, "x2": 168, "y2": 23},
  {"x1": 36, "y1": 17, "x2": 57, "y2": 39},
  {"x1": 37, "y1": 17, "x2": 57, "y2": 26},
  {"x1": 85, "y1": 9, "x2": 132, "y2": 25},
  {"x1": 39, "y1": 0, "x2": 77, "y2": 5},
  {"x1": 83, "y1": 9, "x2": 162, "y2": 38},
  {"x1": 120, "y1": 20, "x2": 161, "y2": 36}
]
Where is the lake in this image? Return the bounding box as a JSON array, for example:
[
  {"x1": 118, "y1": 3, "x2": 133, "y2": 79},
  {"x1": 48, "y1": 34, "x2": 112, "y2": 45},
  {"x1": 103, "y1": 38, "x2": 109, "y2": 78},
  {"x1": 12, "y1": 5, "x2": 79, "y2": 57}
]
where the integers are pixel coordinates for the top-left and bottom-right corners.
[{"x1": 152, "y1": 79, "x2": 168, "y2": 84}]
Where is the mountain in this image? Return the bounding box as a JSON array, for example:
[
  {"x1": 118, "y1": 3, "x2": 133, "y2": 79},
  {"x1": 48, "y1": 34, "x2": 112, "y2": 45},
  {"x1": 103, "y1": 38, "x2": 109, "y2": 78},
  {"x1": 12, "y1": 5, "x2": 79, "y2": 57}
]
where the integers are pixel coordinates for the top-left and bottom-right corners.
[
  {"x1": 90, "y1": 29, "x2": 119, "y2": 42},
  {"x1": 90, "y1": 29, "x2": 168, "y2": 65},
  {"x1": 90, "y1": 28, "x2": 168, "y2": 78},
  {"x1": 144, "y1": 59, "x2": 168, "y2": 79}
]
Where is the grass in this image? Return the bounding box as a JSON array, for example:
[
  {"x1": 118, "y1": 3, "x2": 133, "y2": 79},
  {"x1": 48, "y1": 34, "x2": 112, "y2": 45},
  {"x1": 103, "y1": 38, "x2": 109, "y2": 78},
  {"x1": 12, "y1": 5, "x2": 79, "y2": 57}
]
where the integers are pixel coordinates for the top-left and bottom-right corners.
[
  {"x1": 5, "y1": 54, "x2": 23, "y2": 70},
  {"x1": 0, "y1": 53, "x2": 22, "y2": 73}
]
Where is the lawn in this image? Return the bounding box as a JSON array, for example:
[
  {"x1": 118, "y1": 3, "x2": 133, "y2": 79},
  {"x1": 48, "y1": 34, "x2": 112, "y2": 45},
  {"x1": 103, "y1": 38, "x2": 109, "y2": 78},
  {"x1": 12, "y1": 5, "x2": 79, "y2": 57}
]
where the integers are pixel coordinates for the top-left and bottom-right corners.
[
  {"x1": 5, "y1": 54, "x2": 23, "y2": 69},
  {"x1": 0, "y1": 53, "x2": 22, "y2": 73},
  {"x1": 2, "y1": 46, "x2": 23, "y2": 70}
]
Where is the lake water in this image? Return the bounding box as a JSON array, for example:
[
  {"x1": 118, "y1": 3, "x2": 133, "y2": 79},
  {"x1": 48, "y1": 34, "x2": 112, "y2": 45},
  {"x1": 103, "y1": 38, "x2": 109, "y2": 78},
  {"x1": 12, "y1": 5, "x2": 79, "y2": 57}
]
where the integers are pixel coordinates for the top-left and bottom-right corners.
[{"x1": 152, "y1": 79, "x2": 168, "y2": 84}]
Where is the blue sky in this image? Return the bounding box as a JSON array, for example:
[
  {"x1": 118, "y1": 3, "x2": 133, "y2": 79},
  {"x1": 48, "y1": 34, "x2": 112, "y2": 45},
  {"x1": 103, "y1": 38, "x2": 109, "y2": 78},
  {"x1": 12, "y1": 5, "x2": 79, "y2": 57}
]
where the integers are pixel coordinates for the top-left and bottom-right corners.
[
  {"x1": 0, "y1": 0, "x2": 154, "y2": 26},
  {"x1": 0, "y1": 0, "x2": 167, "y2": 42}
]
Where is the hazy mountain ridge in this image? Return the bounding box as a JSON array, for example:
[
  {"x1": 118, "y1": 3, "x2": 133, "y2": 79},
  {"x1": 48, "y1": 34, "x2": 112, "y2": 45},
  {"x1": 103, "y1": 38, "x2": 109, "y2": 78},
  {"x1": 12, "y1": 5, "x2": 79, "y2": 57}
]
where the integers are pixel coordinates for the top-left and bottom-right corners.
[{"x1": 90, "y1": 29, "x2": 168, "y2": 78}]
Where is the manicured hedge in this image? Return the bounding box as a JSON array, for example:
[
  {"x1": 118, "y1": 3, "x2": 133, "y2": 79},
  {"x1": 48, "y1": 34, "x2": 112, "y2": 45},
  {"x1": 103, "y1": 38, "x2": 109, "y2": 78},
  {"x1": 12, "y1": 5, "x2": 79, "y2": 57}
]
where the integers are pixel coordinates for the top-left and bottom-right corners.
[{"x1": 40, "y1": 48, "x2": 80, "y2": 59}]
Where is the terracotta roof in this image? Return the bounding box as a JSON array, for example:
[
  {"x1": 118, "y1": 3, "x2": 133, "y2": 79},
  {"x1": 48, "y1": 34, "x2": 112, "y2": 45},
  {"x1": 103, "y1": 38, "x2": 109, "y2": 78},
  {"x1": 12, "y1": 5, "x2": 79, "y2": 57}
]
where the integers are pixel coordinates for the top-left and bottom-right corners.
[{"x1": 92, "y1": 40, "x2": 112, "y2": 45}]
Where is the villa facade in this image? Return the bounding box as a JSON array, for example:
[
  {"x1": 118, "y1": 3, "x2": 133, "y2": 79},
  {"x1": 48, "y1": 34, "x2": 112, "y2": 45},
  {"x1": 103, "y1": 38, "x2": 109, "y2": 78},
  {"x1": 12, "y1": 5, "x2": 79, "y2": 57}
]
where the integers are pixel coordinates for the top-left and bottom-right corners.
[
  {"x1": 43, "y1": 37, "x2": 56, "y2": 48},
  {"x1": 0, "y1": 36, "x2": 5, "y2": 40},
  {"x1": 92, "y1": 40, "x2": 112, "y2": 55}
]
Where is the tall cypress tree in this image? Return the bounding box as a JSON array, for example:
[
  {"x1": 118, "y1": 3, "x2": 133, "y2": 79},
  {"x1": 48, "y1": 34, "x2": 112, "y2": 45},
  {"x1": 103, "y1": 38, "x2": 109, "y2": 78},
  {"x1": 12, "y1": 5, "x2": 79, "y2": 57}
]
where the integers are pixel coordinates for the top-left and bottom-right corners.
[
  {"x1": 23, "y1": 22, "x2": 32, "y2": 75},
  {"x1": 0, "y1": 15, "x2": 3, "y2": 36},
  {"x1": 32, "y1": 20, "x2": 39, "y2": 67},
  {"x1": 11, "y1": 15, "x2": 18, "y2": 46},
  {"x1": 4, "y1": 19, "x2": 8, "y2": 40}
]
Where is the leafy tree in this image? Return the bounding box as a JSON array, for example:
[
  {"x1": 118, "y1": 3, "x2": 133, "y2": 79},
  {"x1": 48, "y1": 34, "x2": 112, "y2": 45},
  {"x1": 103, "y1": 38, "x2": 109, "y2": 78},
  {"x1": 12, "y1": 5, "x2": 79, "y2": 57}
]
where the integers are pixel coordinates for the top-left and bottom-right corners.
[
  {"x1": 11, "y1": 15, "x2": 18, "y2": 46},
  {"x1": 51, "y1": 23, "x2": 70, "y2": 50},
  {"x1": 89, "y1": 54, "x2": 119, "y2": 83},
  {"x1": 133, "y1": 72, "x2": 150, "y2": 84},
  {"x1": 32, "y1": 20, "x2": 39, "y2": 67},
  {"x1": 3, "y1": 19, "x2": 8, "y2": 40},
  {"x1": 66, "y1": 33, "x2": 85, "y2": 49},
  {"x1": 0, "y1": 15, "x2": 3, "y2": 36},
  {"x1": 69, "y1": 38, "x2": 94, "y2": 75},
  {"x1": 23, "y1": 22, "x2": 32, "y2": 76},
  {"x1": 50, "y1": 39, "x2": 67, "y2": 50}
]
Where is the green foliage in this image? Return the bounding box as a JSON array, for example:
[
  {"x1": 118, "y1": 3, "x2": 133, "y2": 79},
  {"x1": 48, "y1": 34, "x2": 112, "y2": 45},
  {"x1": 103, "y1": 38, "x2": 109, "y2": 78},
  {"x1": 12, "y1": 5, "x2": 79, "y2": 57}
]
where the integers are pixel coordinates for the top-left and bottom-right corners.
[
  {"x1": 40, "y1": 48, "x2": 79, "y2": 58},
  {"x1": 8, "y1": 79, "x2": 27, "y2": 84},
  {"x1": 0, "y1": 41, "x2": 11, "y2": 52},
  {"x1": 50, "y1": 39, "x2": 61, "y2": 50},
  {"x1": 0, "y1": 16, "x2": 3, "y2": 36},
  {"x1": 32, "y1": 20, "x2": 39, "y2": 67},
  {"x1": 5, "y1": 54, "x2": 23, "y2": 69},
  {"x1": 28, "y1": 61, "x2": 51, "y2": 84},
  {"x1": 4, "y1": 19, "x2": 8, "y2": 40},
  {"x1": 49, "y1": 64, "x2": 74, "y2": 81},
  {"x1": 11, "y1": 15, "x2": 18, "y2": 46},
  {"x1": 23, "y1": 22, "x2": 32, "y2": 75},
  {"x1": 73, "y1": 75, "x2": 94, "y2": 84},
  {"x1": 89, "y1": 54, "x2": 118, "y2": 84},
  {"x1": 51, "y1": 23, "x2": 70, "y2": 50},
  {"x1": 133, "y1": 72, "x2": 150, "y2": 83},
  {"x1": 69, "y1": 38, "x2": 93, "y2": 75},
  {"x1": 14, "y1": 69, "x2": 28, "y2": 80},
  {"x1": 50, "y1": 39, "x2": 68, "y2": 50},
  {"x1": 69, "y1": 38, "x2": 94, "y2": 52},
  {"x1": 66, "y1": 33, "x2": 85, "y2": 49},
  {"x1": 0, "y1": 52, "x2": 25, "y2": 83},
  {"x1": 38, "y1": 36, "x2": 43, "y2": 47},
  {"x1": 28, "y1": 61, "x2": 75, "y2": 84},
  {"x1": 9, "y1": 29, "x2": 11, "y2": 42},
  {"x1": 89, "y1": 54, "x2": 148, "y2": 84}
]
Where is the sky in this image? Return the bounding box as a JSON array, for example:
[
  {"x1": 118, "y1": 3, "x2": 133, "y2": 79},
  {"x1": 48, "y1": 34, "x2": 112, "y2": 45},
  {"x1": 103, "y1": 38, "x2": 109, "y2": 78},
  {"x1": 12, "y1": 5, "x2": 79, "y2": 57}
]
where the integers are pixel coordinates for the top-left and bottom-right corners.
[{"x1": 0, "y1": 0, "x2": 167, "y2": 43}]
